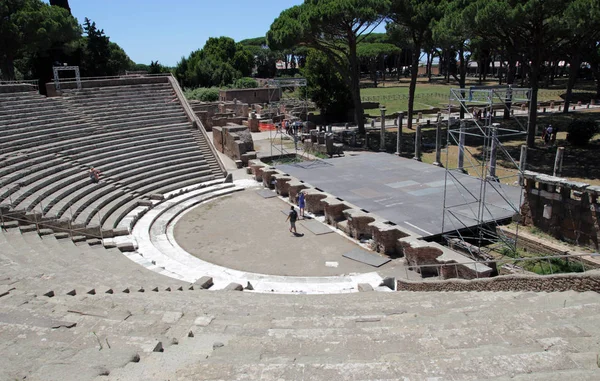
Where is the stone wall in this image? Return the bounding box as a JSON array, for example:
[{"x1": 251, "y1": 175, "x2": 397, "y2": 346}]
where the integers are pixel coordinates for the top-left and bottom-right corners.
[
  {"x1": 247, "y1": 159, "x2": 492, "y2": 280},
  {"x1": 190, "y1": 101, "x2": 250, "y2": 131},
  {"x1": 45, "y1": 76, "x2": 169, "y2": 96},
  {"x1": 219, "y1": 88, "x2": 278, "y2": 104},
  {"x1": 397, "y1": 272, "x2": 600, "y2": 293},
  {"x1": 0, "y1": 84, "x2": 37, "y2": 93},
  {"x1": 520, "y1": 171, "x2": 600, "y2": 249},
  {"x1": 212, "y1": 126, "x2": 256, "y2": 165}
]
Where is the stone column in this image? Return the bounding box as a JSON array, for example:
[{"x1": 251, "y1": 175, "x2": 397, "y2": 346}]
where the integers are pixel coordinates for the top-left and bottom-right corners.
[
  {"x1": 396, "y1": 112, "x2": 404, "y2": 156},
  {"x1": 413, "y1": 125, "x2": 422, "y2": 161},
  {"x1": 433, "y1": 117, "x2": 443, "y2": 167},
  {"x1": 458, "y1": 121, "x2": 466, "y2": 172},
  {"x1": 488, "y1": 123, "x2": 499, "y2": 179},
  {"x1": 553, "y1": 147, "x2": 565, "y2": 177},
  {"x1": 380, "y1": 107, "x2": 387, "y2": 152},
  {"x1": 519, "y1": 145, "x2": 527, "y2": 185}
]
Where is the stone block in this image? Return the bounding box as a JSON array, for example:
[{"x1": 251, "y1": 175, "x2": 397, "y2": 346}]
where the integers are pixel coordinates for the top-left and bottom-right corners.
[
  {"x1": 224, "y1": 283, "x2": 243, "y2": 291},
  {"x1": 343, "y1": 209, "x2": 375, "y2": 240},
  {"x1": 117, "y1": 242, "x2": 136, "y2": 252},
  {"x1": 322, "y1": 198, "x2": 351, "y2": 226},
  {"x1": 195, "y1": 276, "x2": 213, "y2": 289},
  {"x1": 273, "y1": 175, "x2": 292, "y2": 196},
  {"x1": 357, "y1": 283, "x2": 374, "y2": 292}
]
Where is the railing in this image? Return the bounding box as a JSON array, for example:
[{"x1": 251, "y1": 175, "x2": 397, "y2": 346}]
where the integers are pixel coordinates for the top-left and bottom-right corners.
[
  {"x1": 406, "y1": 252, "x2": 599, "y2": 281},
  {"x1": 166, "y1": 76, "x2": 227, "y2": 176}
]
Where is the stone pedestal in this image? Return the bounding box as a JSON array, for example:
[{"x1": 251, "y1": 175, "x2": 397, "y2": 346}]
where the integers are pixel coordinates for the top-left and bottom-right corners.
[
  {"x1": 413, "y1": 125, "x2": 422, "y2": 161},
  {"x1": 396, "y1": 112, "x2": 403, "y2": 156}
]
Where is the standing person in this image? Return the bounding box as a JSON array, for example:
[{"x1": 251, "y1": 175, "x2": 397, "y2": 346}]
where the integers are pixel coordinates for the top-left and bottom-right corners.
[
  {"x1": 298, "y1": 191, "x2": 306, "y2": 219},
  {"x1": 286, "y1": 206, "x2": 298, "y2": 234},
  {"x1": 544, "y1": 125, "x2": 553, "y2": 146}
]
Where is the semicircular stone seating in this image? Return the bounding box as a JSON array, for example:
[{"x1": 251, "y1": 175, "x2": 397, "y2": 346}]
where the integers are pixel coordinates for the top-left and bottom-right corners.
[
  {"x1": 0, "y1": 80, "x2": 225, "y2": 238},
  {"x1": 107, "y1": 180, "x2": 385, "y2": 293}
]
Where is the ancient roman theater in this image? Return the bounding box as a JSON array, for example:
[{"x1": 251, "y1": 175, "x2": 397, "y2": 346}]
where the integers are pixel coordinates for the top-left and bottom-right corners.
[{"x1": 1, "y1": 75, "x2": 600, "y2": 380}]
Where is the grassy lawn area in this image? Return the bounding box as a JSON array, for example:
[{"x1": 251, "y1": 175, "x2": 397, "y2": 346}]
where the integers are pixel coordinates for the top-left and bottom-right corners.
[{"x1": 360, "y1": 78, "x2": 595, "y2": 113}]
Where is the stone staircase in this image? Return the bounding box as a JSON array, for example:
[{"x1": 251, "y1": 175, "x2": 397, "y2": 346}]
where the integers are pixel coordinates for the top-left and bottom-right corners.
[
  {"x1": 0, "y1": 82, "x2": 226, "y2": 235},
  {"x1": 0, "y1": 225, "x2": 599, "y2": 381}
]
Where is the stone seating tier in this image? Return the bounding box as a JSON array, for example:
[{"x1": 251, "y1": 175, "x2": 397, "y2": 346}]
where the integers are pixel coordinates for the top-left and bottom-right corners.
[
  {"x1": 0, "y1": 81, "x2": 225, "y2": 236},
  {"x1": 1, "y1": 224, "x2": 600, "y2": 379}
]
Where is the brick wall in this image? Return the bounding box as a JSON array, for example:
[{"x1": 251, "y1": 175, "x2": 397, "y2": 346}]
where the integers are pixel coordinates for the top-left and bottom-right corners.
[
  {"x1": 219, "y1": 88, "x2": 278, "y2": 104},
  {"x1": 397, "y1": 272, "x2": 600, "y2": 293},
  {"x1": 520, "y1": 172, "x2": 600, "y2": 249}
]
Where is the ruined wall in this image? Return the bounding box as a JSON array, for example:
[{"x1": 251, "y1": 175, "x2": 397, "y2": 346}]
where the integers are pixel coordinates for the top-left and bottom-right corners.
[
  {"x1": 213, "y1": 126, "x2": 255, "y2": 165},
  {"x1": 190, "y1": 101, "x2": 250, "y2": 131},
  {"x1": 219, "y1": 88, "x2": 278, "y2": 104},
  {"x1": 46, "y1": 76, "x2": 169, "y2": 96},
  {"x1": 397, "y1": 272, "x2": 600, "y2": 293},
  {"x1": 520, "y1": 171, "x2": 600, "y2": 249}
]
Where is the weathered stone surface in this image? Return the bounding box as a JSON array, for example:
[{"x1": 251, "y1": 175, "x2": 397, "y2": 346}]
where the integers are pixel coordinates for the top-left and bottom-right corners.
[
  {"x1": 195, "y1": 276, "x2": 213, "y2": 289},
  {"x1": 224, "y1": 282, "x2": 244, "y2": 291}
]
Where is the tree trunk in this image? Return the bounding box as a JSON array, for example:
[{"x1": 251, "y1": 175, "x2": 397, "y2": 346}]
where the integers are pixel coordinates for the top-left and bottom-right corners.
[
  {"x1": 427, "y1": 50, "x2": 434, "y2": 82},
  {"x1": 459, "y1": 46, "x2": 467, "y2": 119},
  {"x1": 489, "y1": 53, "x2": 495, "y2": 83},
  {"x1": 349, "y1": 42, "x2": 365, "y2": 134},
  {"x1": 0, "y1": 57, "x2": 16, "y2": 80},
  {"x1": 445, "y1": 50, "x2": 451, "y2": 83},
  {"x1": 498, "y1": 56, "x2": 503, "y2": 85},
  {"x1": 407, "y1": 41, "x2": 421, "y2": 130},
  {"x1": 563, "y1": 53, "x2": 581, "y2": 114},
  {"x1": 503, "y1": 55, "x2": 517, "y2": 119},
  {"x1": 594, "y1": 62, "x2": 600, "y2": 98},
  {"x1": 526, "y1": 58, "x2": 541, "y2": 148}
]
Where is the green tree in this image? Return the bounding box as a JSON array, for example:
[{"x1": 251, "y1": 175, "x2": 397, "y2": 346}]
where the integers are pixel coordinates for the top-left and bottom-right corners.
[
  {"x1": 49, "y1": 0, "x2": 70, "y2": 14},
  {"x1": 175, "y1": 37, "x2": 255, "y2": 88},
  {"x1": 233, "y1": 77, "x2": 259, "y2": 89},
  {"x1": 433, "y1": 0, "x2": 475, "y2": 118},
  {"x1": 148, "y1": 60, "x2": 170, "y2": 74},
  {"x1": 357, "y1": 42, "x2": 400, "y2": 85},
  {"x1": 302, "y1": 49, "x2": 353, "y2": 123},
  {"x1": 387, "y1": 0, "x2": 443, "y2": 129},
  {"x1": 561, "y1": 0, "x2": 600, "y2": 112},
  {"x1": 107, "y1": 42, "x2": 134, "y2": 75},
  {"x1": 267, "y1": 0, "x2": 390, "y2": 134},
  {"x1": 0, "y1": 0, "x2": 80, "y2": 80},
  {"x1": 81, "y1": 17, "x2": 110, "y2": 76}
]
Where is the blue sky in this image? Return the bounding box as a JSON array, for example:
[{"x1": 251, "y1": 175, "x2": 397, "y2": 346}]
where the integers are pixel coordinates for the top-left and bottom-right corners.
[{"x1": 49, "y1": 0, "x2": 308, "y2": 66}]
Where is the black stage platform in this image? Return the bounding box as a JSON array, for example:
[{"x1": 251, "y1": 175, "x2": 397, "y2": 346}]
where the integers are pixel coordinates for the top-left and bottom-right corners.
[{"x1": 278, "y1": 153, "x2": 522, "y2": 238}]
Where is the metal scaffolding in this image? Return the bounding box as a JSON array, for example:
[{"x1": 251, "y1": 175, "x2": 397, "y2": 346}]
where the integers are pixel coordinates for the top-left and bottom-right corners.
[
  {"x1": 442, "y1": 86, "x2": 532, "y2": 259},
  {"x1": 265, "y1": 78, "x2": 312, "y2": 163}
]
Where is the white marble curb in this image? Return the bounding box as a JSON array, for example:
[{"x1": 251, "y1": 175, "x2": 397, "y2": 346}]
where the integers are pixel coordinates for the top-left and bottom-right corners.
[{"x1": 113, "y1": 180, "x2": 384, "y2": 294}]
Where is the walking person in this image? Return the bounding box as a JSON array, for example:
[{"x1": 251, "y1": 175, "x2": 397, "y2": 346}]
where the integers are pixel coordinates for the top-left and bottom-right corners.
[{"x1": 286, "y1": 206, "x2": 298, "y2": 234}]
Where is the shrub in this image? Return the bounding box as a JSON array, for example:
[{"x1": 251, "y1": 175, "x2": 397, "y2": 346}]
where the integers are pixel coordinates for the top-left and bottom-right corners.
[
  {"x1": 566, "y1": 118, "x2": 599, "y2": 146},
  {"x1": 184, "y1": 87, "x2": 220, "y2": 102},
  {"x1": 233, "y1": 77, "x2": 258, "y2": 89}
]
